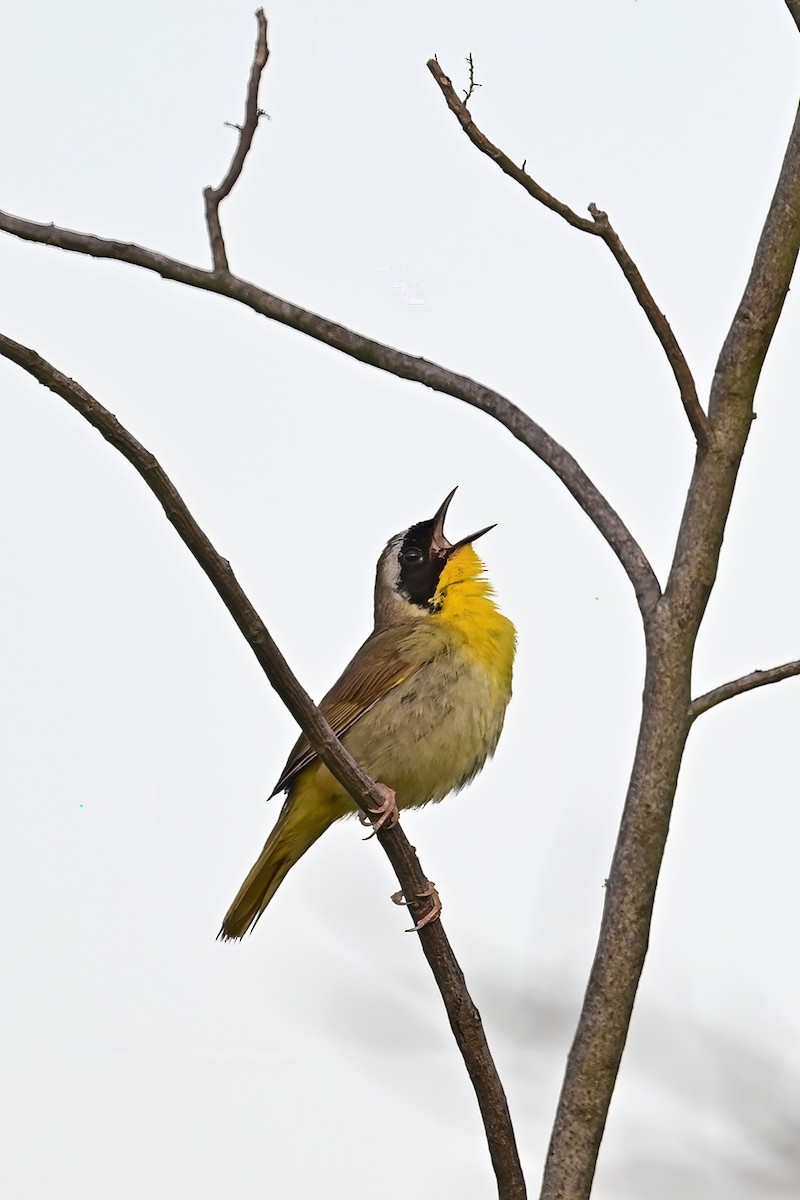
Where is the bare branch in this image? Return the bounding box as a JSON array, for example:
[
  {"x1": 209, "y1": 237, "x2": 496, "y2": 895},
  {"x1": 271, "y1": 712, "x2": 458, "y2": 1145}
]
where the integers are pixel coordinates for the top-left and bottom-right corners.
[
  {"x1": 428, "y1": 59, "x2": 596, "y2": 232},
  {"x1": 426, "y1": 59, "x2": 711, "y2": 452},
  {"x1": 202, "y1": 9, "x2": 270, "y2": 273},
  {"x1": 0, "y1": 209, "x2": 660, "y2": 618},
  {"x1": 786, "y1": 0, "x2": 800, "y2": 34},
  {"x1": 0, "y1": 329, "x2": 526, "y2": 1200},
  {"x1": 540, "y1": 98, "x2": 800, "y2": 1200},
  {"x1": 689, "y1": 660, "x2": 800, "y2": 721}
]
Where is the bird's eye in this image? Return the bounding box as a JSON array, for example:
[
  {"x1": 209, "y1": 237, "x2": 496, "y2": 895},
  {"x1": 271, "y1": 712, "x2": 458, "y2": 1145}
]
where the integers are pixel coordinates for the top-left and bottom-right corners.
[{"x1": 402, "y1": 547, "x2": 424, "y2": 564}]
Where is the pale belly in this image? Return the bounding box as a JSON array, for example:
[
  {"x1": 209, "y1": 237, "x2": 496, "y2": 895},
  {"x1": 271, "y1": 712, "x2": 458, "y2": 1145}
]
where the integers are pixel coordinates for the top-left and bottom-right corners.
[{"x1": 307, "y1": 643, "x2": 510, "y2": 813}]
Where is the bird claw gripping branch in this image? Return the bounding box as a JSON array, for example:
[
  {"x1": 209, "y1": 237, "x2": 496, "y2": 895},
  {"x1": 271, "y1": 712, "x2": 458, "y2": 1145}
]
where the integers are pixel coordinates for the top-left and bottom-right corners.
[
  {"x1": 358, "y1": 783, "x2": 400, "y2": 840},
  {"x1": 391, "y1": 882, "x2": 442, "y2": 932}
]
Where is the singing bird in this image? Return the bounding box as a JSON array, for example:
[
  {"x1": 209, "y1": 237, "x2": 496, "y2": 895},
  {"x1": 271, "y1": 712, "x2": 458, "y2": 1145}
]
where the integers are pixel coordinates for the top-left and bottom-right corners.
[{"x1": 219, "y1": 489, "x2": 516, "y2": 940}]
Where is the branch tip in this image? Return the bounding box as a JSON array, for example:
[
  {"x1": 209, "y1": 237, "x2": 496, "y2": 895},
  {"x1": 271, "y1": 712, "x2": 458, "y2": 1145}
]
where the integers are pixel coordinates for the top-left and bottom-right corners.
[{"x1": 203, "y1": 9, "x2": 271, "y2": 274}]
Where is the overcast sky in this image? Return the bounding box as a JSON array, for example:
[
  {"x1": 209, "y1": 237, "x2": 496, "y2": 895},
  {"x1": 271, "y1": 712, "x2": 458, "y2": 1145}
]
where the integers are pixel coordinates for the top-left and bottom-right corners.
[{"x1": 2, "y1": 2, "x2": 799, "y2": 1197}]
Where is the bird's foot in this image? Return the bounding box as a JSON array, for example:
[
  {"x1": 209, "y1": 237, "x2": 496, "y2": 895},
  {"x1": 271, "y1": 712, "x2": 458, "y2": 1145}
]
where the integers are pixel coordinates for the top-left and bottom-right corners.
[
  {"x1": 359, "y1": 783, "x2": 400, "y2": 840},
  {"x1": 391, "y1": 882, "x2": 442, "y2": 932}
]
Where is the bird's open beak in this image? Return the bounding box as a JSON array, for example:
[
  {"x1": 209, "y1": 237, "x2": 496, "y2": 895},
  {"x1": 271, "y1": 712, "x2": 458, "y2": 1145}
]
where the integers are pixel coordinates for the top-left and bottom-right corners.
[{"x1": 430, "y1": 487, "x2": 496, "y2": 558}]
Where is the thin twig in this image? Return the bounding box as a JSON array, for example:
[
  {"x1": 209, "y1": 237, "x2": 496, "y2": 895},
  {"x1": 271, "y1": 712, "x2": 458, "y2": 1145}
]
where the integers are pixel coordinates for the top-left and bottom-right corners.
[
  {"x1": 0, "y1": 206, "x2": 661, "y2": 619},
  {"x1": 203, "y1": 9, "x2": 269, "y2": 273},
  {"x1": 426, "y1": 59, "x2": 711, "y2": 452},
  {"x1": 689, "y1": 659, "x2": 800, "y2": 721},
  {"x1": 786, "y1": 0, "x2": 800, "y2": 34},
  {"x1": 0, "y1": 329, "x2": 527, "y2": 1200},
  {"x1": 463, "y1": 53, "x2": 481, "y2": 103}
]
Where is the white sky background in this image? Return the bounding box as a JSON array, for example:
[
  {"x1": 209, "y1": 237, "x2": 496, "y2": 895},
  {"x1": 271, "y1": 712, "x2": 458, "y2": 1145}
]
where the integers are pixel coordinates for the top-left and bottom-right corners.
[{"x1": 1, "y1": 1, "x2": 799, "y2": 1196}]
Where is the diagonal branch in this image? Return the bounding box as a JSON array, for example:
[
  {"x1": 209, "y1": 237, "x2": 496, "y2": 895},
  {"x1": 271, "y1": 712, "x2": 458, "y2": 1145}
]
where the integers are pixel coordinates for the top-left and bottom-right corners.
[
  {"x1": 0, "y1": 207, "x2": 661, "y2": 619},
  {"x1": 426, "y1": 58, "x2": 711, "y2": 452},
  {"x1": 786, "y1": 0, "x2": 800, "y2": 34},
  {"x1": 203, "y1": 9, "x2": 270, "y2": 272},
  {"x1": 689, "y1": 659, "x2": 800, "y2": 721},
  {"x1": 0, "y1": 329, "x2": 526, "y2": 1200}
]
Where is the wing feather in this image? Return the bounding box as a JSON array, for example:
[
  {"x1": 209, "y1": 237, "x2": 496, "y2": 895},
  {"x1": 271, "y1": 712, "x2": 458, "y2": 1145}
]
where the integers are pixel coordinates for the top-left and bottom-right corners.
[{"x1": 270, "y1": 626, "x2": 422, "y2": 796}]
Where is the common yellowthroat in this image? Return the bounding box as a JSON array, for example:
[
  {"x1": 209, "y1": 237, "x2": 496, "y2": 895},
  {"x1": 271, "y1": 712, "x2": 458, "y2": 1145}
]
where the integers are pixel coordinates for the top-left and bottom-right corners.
[{"x1": 219, "y1": 489, "x2": 515, "y2": 940}]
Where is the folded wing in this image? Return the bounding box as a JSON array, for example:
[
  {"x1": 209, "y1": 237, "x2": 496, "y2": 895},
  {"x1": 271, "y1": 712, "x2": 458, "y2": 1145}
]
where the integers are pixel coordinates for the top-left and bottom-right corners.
[{"x1": 270, "y1": 626, "x2": 424, "y2": 796}]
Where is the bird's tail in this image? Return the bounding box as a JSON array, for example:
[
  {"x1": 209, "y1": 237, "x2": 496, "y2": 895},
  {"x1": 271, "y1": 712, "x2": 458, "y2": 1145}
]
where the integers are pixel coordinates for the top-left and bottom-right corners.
[{"x1": 218, "y1": 782, "x2": 342, "y2": 941}]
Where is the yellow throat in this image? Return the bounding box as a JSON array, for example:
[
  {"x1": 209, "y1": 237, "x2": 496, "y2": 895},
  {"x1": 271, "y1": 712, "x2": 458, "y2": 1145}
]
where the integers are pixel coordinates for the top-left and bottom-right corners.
[{"x1": 430, "y1": 543, "x2": 516, "y2": 682}]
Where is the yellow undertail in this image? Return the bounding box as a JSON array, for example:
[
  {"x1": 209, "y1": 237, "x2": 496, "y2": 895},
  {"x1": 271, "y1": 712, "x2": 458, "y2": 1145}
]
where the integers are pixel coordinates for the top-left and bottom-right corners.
[{"x1": 218, "y1": 773, "x2": 346, "y2": 940}]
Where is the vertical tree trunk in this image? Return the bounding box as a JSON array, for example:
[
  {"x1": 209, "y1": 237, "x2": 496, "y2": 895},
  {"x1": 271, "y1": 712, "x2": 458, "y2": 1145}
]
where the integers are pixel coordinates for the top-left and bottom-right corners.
[{"x1": 541, "y1": 604, "x2": 695, "y2": 1199}]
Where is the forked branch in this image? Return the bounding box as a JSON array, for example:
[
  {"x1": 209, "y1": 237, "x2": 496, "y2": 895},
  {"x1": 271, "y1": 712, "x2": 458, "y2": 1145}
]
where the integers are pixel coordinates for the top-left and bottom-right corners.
[
  {"x1": 690, "y1": 659, "x2": 800, "y2": 720},
  {"x1": 0, "y1": 329, "x2": 526, "y2": 1200},
  {"x1": 203, "y1": 8, "x2": 270, "y2": 272},
  {"x1": 539, "y1": 95, "x2": 800, "y2": 1200},
  {"x1": 0, "y1": 9, "x2": 661, "y2": 622},
  {"x1": 426, "y1": 58, "x2": 711, "y2": 451}
]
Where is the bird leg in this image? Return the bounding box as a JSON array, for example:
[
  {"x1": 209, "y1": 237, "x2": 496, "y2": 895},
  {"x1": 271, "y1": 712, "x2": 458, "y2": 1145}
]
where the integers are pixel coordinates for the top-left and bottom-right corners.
[
  {"x1": 391, "y1": 882, "x2": 442, "y2": 932},
  {"x1": 359, "y1": 782, "x2": 400, "y2": 840}
]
